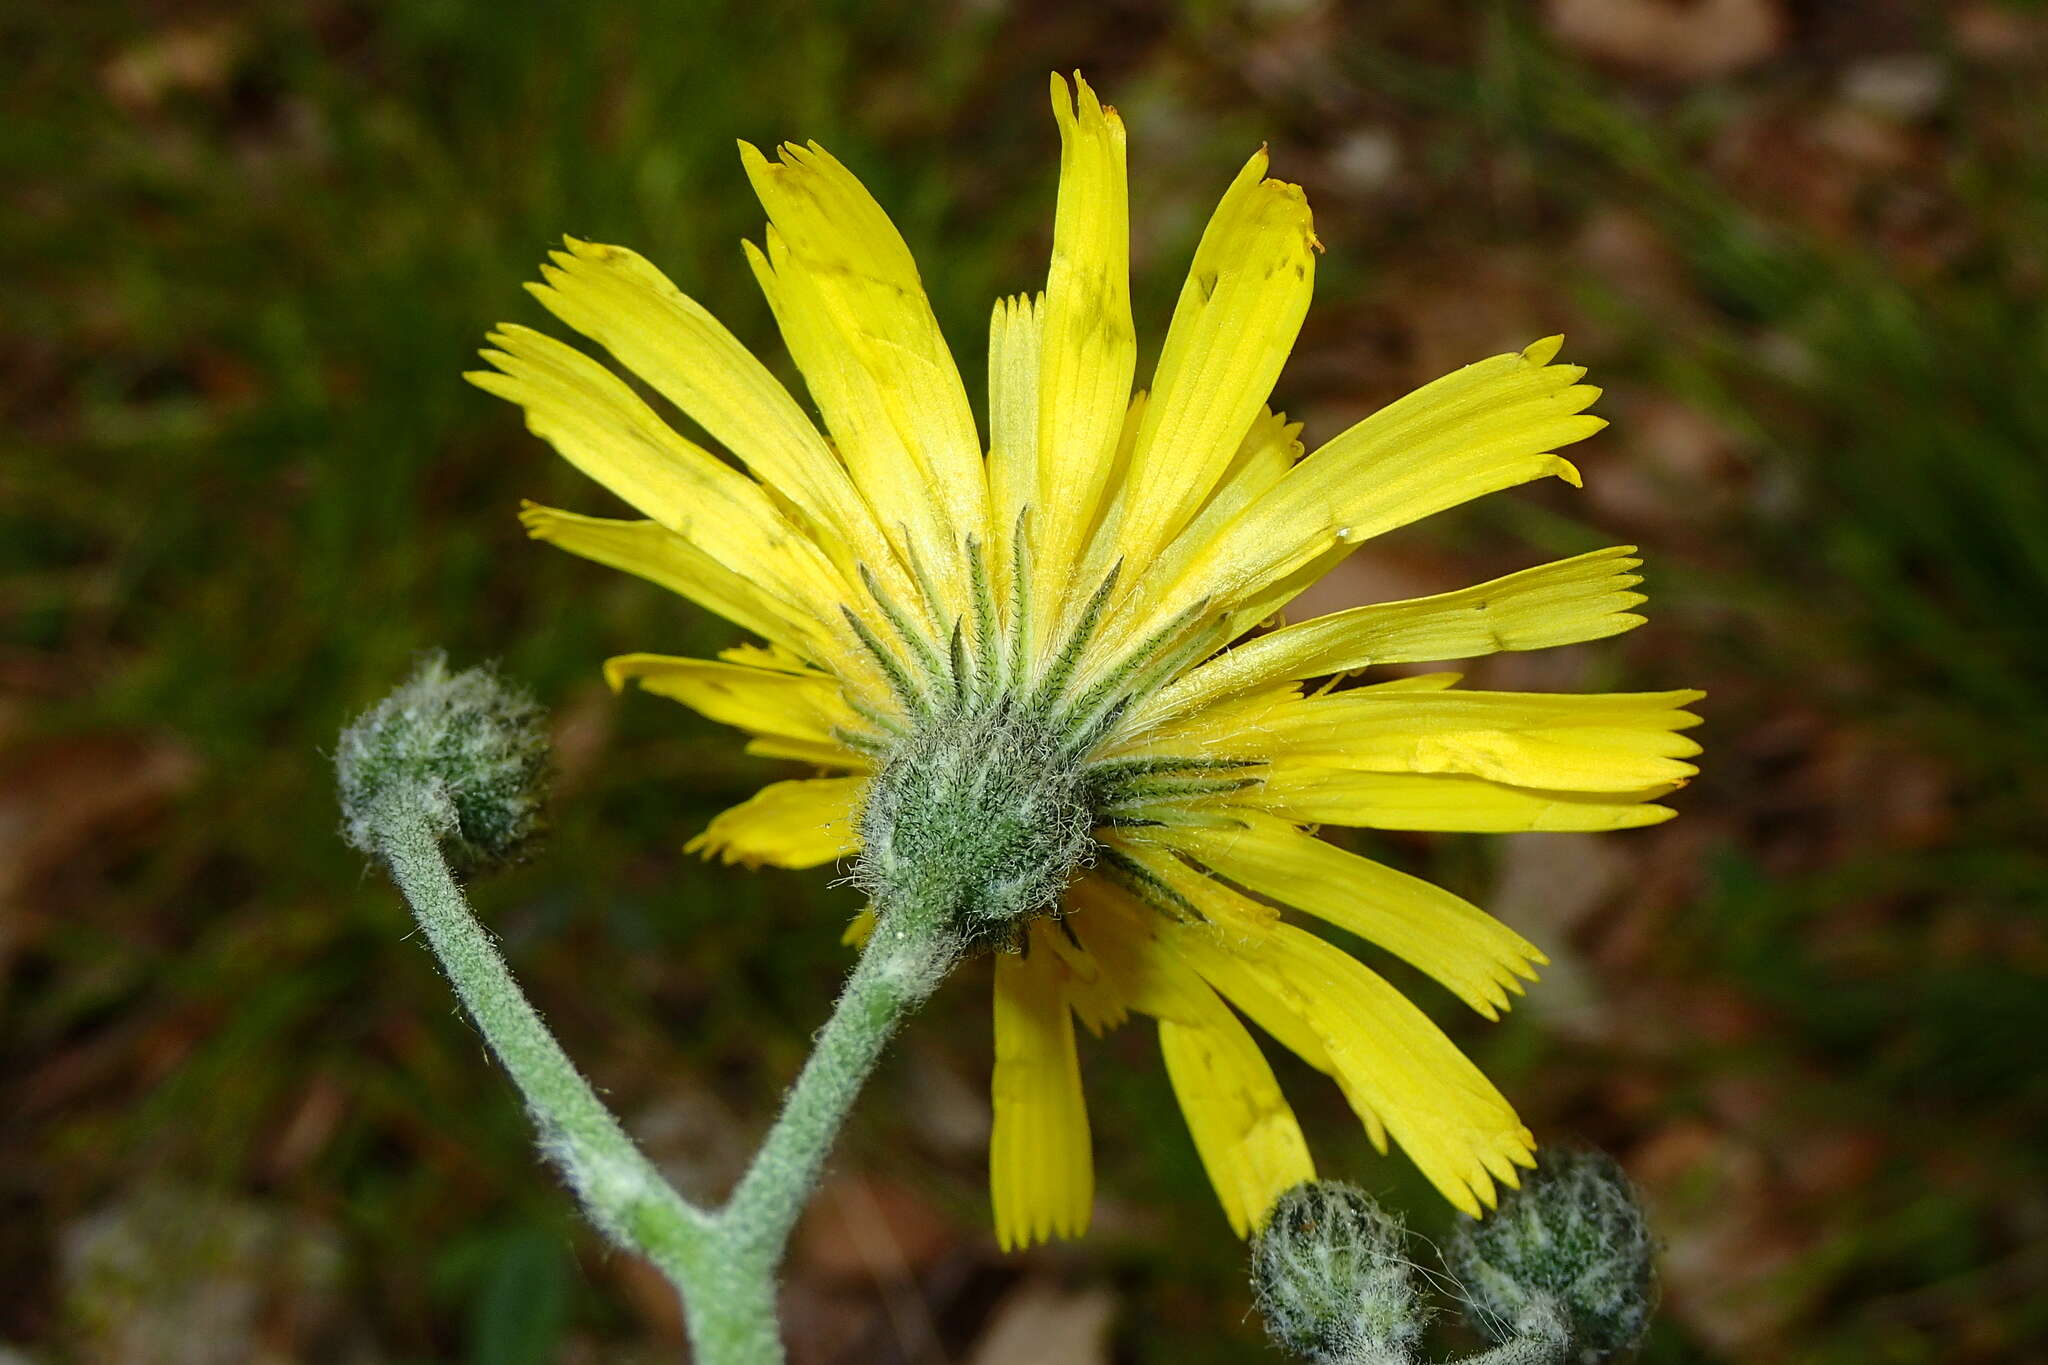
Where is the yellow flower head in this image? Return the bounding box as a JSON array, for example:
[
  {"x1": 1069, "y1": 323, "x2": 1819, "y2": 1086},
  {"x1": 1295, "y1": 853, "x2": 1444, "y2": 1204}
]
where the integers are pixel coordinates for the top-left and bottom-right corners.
[{"x1": 469, "y1": 73, "x2": 1702, "y2": 1248}]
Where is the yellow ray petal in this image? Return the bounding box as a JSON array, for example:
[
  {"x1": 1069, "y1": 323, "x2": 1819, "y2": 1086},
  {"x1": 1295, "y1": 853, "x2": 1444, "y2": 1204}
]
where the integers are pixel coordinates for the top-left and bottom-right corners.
[
  {"x1": 841, "y1": 907, "x2": 877, "y2": 947},
  {"x1": 1148, "y1": 408, "x2": 1302, "y2": 584},
  {"x1": 1157, "y1": 1003, "x2": 1316, "y2": 1236},
  {"x1": 716, "y1": 641, "x2": 818, "y2": 674},
  {"x1": 1069, "y1": 876, "x2": 1397, "y2": 1155},
  {"x1": 686, "y1": 776, "x2": 864, "y2": 868},
  {"x1": 1106, "y1": 847, "x2": 1533, "y2": 1216},
  {"x1": 1108, "y1": 149, "x2": 1317, "y2": 577},
  {"x1": 743, "y1": 228, "x2": 953, "y2": 623},
  {"x1": 1259, "y1": 688, "x2": 1705, "y2": 793},
  {"x1": 987, "y1": 292, "x2": 1043, "y2": 602},
  {"x1": 603, "y1": 653, "x2": 876, "y2": 756},
  {"x1": 1151, "y1": 811, "x2": 1546, "y2": 1020},
  {"x1": 1032, "y1": 73, "x2": 1137, "y2": 596},
  {"x1": 1150, "y1": 337, "x2": 1603, "y2": 636},
  {"x1": 1070, "y1": 877, "x2": 1311, "y2": 1052},
  {"x1": 1062, "y1": 408, "x2": 1302, "y2": 695},
  {"x1": 1256, "y1": 765, "x2": 1683, "y2": 832},
  {"x1": 1064, "y1": 879, "x2": 1384, "y2": 1162},
  {"x1": 991, "y1": 928, "x2": 1094, "y2": 1250},
  {"x1": 1162, "y1": 934, "x2": 1391, "y2": 1153},
  {"x1": 1041, "y1": 389, "x2": 1152, "y2": 660},
  {"x1": 1101, "y1": 682, "x2": 1300, "y2": 763},
  {"x1": 523, "y1": 239, "x2": 901, "y2": 591},
  {"x1": 741, "y1": 735, "x2": 872, "y2": 771},
  {"x1": 467, "y1": 326, "x2": 851, "y2": 656},
  {"x1": 1141, "y1": 546, "x2": 1648, "y2": 727},
  {"x1": 1059, "y1": 902, "x2": 1313, "y2": 1236},
  {"x1": 519, "y1": 502, "x2": 798, "y2": 654},
  {"x1": 1019, "y1": 911, "x2": 1125, "y2": 1039},
  {"x1": 1232, "y1": 920, "x2": 1534, "y2": 1215},
  {"x1": 1349, "y1": 672, "x2": 1466, "y2": 694},
  {"x1": 741, "y1": 140, "x2": 988, "y2": 606}
]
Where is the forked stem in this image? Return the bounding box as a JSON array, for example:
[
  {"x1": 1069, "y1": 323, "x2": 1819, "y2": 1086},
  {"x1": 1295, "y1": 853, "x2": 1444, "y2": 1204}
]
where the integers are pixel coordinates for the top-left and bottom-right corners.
[
  {"x1": 366, "y1": 793, "x2": 950, "y2": 1364},
  {"x1": 686, "y1": 908, "x2": 953, "y2": 1361},
  {"x1": 372, "y1": 802, "x2": 710, "y2": 1266}
]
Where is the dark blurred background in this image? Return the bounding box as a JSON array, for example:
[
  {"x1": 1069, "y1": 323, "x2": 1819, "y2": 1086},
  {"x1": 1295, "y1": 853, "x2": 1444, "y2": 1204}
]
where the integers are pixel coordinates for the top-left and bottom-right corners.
[{"x1": 7, "y1": 1, "x2": 2048, "y2": 1361}]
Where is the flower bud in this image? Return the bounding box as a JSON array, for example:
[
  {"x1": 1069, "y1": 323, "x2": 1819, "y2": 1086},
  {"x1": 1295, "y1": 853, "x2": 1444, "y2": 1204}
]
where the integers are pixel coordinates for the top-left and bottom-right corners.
[
  {"x1": 1250, "y1": 1180, "x2": 1428, "y2": 1365},
  {"x1": 1445, "y1": 1149, "x2": 1656, "y2": 1362},
  {"x1": 336, "y1": 653, "x2": 549, "y2": 867}
]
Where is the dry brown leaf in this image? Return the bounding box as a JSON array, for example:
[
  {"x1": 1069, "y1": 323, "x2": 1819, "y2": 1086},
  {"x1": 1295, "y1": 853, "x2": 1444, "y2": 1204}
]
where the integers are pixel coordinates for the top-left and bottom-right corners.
[
  {"x1": 1490, "y1": 831, "x2": 1632, "y2": 1043},
  {"x1": 968, "y1": 1279, "x2": 1116, "y2": 1365},
  {"x1": 1631, "y1": 1123, "x2": 1810, "y2": 1351},
  {"x1": 59, "y1": 1183, "x2": 347, "y2": 1365},
  {"x1": 100, "y1": 23, "x2": 245, "y2": 113},
  {"x1": 1545, "y1": 0, "x2": 1788, "y2": 81},
  {"x1": 795, "y1": 1174, "x2": 960, "y2": 1284},
  {"x1": 1587, "y1": 393, "x2": 1747, "y2": 533},
  {"x1": 0, "y1": 732, "x2": 201, "y2": 908}
]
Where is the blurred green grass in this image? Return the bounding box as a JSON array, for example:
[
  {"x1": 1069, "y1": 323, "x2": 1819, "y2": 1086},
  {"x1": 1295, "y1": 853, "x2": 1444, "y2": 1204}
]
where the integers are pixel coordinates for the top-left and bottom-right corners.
[{"x1": 6, "y1": 2, "x2": 2048, "y2": 1361}]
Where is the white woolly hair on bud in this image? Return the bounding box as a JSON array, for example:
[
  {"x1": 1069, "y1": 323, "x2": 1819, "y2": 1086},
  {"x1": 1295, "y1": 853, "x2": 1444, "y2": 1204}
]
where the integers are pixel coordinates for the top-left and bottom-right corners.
[
  {"x1": 852, "y1": 701, "x2": 1094, "y2": 947},
  {"x1": 1251, "y1": 1180, "x2": 1430, "y2": 1365},
  {"x1": 336, "y1": 651, "x2": 550, "y2": 868},
  {"x1": 1446, "y1": 1148, "x2": 1657, "y2": 1363}
]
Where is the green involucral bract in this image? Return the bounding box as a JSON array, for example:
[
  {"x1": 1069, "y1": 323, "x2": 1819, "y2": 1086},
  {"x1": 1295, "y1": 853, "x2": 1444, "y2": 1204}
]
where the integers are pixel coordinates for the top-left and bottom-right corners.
[{"x1": 855, "y1": 700, "x2": 1094, "y2": 947}]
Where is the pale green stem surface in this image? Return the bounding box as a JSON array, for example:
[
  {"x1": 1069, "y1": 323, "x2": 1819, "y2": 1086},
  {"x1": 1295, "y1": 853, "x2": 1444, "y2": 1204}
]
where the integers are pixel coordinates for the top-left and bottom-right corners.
[
  {"x1": 1329, "y1": 1332, "x2": 1568, "y2": 1365},
  {"x1": 1436, "y1": 1298, "x2": 1571, "y2": 1365},
  {"x1": 368, "y1": 793, "x2": 948, "y2": 1365},
  {"x1": 1454, "y1": 1334, "x2": 1569, "y2": 1365},
  {"x1": 1456, "y1": 1342, "x2": 1569, "y2": 1365},
  {"x1": 1322, "y1": 1337, "x2": 1569, "y2": 1365}
]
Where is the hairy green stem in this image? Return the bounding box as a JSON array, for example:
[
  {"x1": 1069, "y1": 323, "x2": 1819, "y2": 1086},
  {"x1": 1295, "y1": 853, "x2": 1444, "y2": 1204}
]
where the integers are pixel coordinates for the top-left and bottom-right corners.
[
  {"x1": 691, "y1": 911, "x2": 953, "y2": 1358},
  {"x1": 372, "y1": 801, "x2": 710, "y2": 1270},
  {"x1": 1456, "y1": 1342, "x2": 1569, "y2": 1365},
  {"x1": 1450, "y1": 1298, "x2": 1572, "y2": 1365},
  {"x1": 368, "y1": 792, "x2": 951, "y2": 1365},
  {"x1": 725, "y1": 910, "x2": 952, "y2": 1257}
]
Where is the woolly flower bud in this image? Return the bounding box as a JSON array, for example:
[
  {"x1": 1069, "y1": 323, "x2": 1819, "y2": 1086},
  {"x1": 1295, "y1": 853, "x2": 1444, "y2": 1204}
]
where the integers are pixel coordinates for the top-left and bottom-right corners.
[
  {"x1": 336, "y1": 653, "x2": 549, "y2": 867},
  {"x1": 854, "y1": 704, "x2": 1092, "y2": 946},
  {"x1": 1446, "y1": 1149, "x2": 1656, "y2": 1363},
  {"x1": 1251, "y1": 1180, "x2": 1428, "y2": 1365}
]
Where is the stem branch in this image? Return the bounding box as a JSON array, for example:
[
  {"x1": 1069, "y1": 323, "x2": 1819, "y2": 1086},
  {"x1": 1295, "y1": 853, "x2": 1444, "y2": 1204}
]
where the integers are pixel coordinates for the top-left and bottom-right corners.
[
  {"x1": 686, "y1": 912, "x2": 952, "y2": 1359},
  {"x1": 369, "y1": 791, "x2": 952, "y2": 1365},
  {"x1": 725, "y1": 912, "x2": 952, "y2": 1255},
  {"x1": 374, "y1": 801, "x2": 711, "y2": 1273}
]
